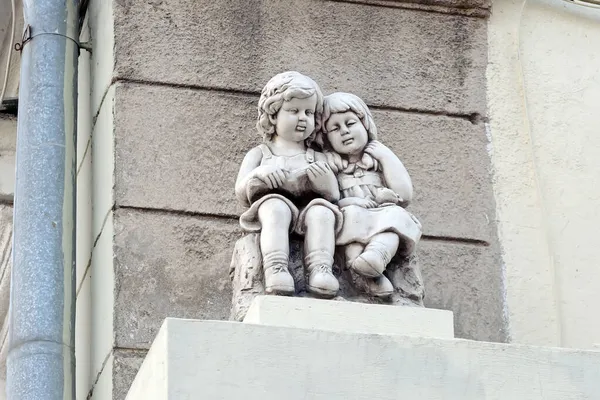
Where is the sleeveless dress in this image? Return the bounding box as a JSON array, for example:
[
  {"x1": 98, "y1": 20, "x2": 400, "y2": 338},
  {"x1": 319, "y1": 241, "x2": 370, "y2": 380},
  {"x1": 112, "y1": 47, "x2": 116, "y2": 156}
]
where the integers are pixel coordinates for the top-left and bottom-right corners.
[
  {"x1": 334, "y1": 162, "x2": 422, "y2": 256},
  {"x1": 239, "y1": 144, "x2": 343, "y2": 235}
]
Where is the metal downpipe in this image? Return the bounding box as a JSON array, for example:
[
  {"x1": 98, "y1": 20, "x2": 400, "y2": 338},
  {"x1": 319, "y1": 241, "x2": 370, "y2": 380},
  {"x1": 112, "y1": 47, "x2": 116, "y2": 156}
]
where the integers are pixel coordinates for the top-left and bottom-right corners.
[{"x1": 7, "y1": 0, "x2": 79, "y2": 399}]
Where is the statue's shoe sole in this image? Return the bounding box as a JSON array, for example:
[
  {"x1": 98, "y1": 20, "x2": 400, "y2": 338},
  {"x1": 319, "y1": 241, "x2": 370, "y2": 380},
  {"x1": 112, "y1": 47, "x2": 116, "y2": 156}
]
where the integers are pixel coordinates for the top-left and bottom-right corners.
[
  {"x1": 370, "y1": 290, "x2": 393, "y2": 298},
  {"x1": 265, "y1": 285, "x2": 295, "y2": 296},
  {"x1": 307, "y1": 285, "x2": 338, "y2": 299}
]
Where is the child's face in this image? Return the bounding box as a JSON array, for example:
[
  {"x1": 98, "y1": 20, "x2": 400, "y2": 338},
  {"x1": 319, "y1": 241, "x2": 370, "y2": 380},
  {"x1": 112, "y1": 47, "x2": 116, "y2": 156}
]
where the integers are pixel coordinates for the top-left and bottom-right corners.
[
  {"x1": 325, "y1": 111, "x2": 368, "y2": 156},
  {"x1": 275, "y1": 95, "x2": 317, "y2": 143}
]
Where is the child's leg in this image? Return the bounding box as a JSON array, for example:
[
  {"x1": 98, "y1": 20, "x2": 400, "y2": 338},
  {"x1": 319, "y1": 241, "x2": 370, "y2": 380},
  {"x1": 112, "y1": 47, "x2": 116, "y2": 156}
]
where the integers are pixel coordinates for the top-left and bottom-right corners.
[
  {"x1": 351, "y1": 232, "x2": 399, "y2": 278},
  {"x1": 303, "y1": 205, "x2": 339, "y2": 298},
  {"x1": 258, "y1": 198, "x2": 294, "y2": 295},
  {"x1": 352, "y1": 273, "x2": 394, "y2": 298},
  {"x1": 347, "y1": 241, "x2": 394, "y2": 298},
  {"x1": 344, "y1": 243, "x2": 365, "y2": 268},
  {"x1": 368, "y1": 275, "x2": 394, "y2": 298}
]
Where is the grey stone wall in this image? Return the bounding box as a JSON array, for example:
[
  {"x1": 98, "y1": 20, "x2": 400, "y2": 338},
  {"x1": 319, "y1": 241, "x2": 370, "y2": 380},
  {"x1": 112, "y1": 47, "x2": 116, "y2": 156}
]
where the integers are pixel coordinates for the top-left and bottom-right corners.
[{"x1": 101, "y1": 0, "x2": 505, "y2": 397}]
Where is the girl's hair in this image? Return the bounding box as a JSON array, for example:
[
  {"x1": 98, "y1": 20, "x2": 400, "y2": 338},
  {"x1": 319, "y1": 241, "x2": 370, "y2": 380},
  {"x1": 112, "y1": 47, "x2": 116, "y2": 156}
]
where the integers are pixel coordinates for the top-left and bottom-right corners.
[
  {"x1": 256, "y1": 71, "x2": 324, "y2": 144},
  {"x1": 316, "y1": 92, "x2": 378, "y2": 149}
]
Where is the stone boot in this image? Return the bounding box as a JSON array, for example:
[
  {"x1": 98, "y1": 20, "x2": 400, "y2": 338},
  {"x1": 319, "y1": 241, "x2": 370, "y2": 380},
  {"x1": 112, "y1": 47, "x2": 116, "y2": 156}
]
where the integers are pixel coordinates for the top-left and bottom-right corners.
[
  {"x1": 366, "y1": 275, "x2": 394, "y2": 298},
  {"x1": 263, "y1": 251, "x2": 295, "y2": 295},
  {"x1": 307, "y1": 264, "x2": 339, "y2": 298},
  {"x1": 351, "y1": 242, "x2": 393, "y2": 278},
  {"x1": 305, "y1": 250, "x2": 339, "y2": 298},
  {"x1": 264, "y1": 264, "x2": 295, "y2": 295}
]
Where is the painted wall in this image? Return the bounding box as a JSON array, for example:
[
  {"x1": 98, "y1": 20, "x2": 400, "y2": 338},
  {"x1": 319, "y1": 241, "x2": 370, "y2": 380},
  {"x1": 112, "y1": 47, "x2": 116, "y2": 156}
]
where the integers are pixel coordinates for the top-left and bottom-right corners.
[
  {"x1": 0, "y1": 0, "x2": 22, "y2": 101},
  {"x1": 0, "y1": 106, "x2": 16, "y2": 400},
  {"x1": 0, "y1": 117, "x2": 15, "y2": 201},
  {"x1": 488, "y1": 0, "x2": 600, "y2": 348}
]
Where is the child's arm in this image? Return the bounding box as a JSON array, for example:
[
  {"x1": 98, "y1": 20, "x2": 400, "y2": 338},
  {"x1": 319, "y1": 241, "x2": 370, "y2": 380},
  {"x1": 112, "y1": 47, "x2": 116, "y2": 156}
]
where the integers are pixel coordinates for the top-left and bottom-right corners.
[
  {"x1": 364, "y1": 141, "x2": 413, "y2": 206},
  {"x1": 306, "y1": 162, "x2": 340, "y2": 203},
  {"x1": 235, "y1": 147, "x2": 286, "y2": 206},
  {"x1": 235, "y1": 147, "x2": 263, "y2": 206},
  {"x1": 311, "y1": 153, "x2": 341, "y2": 202}
]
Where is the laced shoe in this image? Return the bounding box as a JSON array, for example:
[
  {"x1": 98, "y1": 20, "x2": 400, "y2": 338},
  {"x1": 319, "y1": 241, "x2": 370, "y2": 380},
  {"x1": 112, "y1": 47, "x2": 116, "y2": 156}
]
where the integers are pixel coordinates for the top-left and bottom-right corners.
[
  {"x1": 264, "y1": 263, "x2": 295, "y2": 295},
  {"x1": 307, "y1": 264, "x2": 339, "y2": 298}
]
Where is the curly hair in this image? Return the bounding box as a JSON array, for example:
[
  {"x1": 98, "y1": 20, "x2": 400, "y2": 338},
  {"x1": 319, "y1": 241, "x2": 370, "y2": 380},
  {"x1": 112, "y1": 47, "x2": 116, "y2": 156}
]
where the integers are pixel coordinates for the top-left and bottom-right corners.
[
  {"x1": 256, "y1": 71, "x2": 324, "y2": 144},
  {"x1": 316, "y1": 92, "x2": 378, "y2": 150}
]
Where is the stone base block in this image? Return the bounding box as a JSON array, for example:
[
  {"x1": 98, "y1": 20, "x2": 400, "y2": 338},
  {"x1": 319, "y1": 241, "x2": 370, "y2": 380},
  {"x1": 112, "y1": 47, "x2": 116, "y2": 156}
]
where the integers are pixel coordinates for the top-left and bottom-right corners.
[
  {"x1": 244, "y1": 296, "x2": 454, "y2": 339},
  {"x1": 229, "y1": 233, "x2": 425, "y2": 321},
  {"x1": 126, "y1": 318, "x2": 600, "y2": 400}
]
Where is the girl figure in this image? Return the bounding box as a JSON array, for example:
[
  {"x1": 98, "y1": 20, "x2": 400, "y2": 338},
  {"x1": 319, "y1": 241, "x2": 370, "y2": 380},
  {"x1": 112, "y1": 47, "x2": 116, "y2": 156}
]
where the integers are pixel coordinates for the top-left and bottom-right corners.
[
  {"x1": 235, "y1": 72, "x2": 343, "y2": 298},
  {"x1": 318, "y1": 92, "x2": 422, "y2": 297}
]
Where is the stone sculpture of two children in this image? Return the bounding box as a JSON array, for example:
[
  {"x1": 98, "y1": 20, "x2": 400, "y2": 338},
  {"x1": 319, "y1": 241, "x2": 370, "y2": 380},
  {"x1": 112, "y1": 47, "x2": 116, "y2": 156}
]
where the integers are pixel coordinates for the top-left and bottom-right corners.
[{"x1": 235, "y1": 71, "x2": 422, "y2": 303}]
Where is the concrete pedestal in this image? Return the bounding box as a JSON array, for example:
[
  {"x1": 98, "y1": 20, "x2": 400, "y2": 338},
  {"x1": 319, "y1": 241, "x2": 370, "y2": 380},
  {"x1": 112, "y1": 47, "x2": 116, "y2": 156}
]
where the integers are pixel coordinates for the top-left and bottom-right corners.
[
  {"x1": 244, "y1": 296, "x2": 454, "y2": 338},
  {"x1": 126, "y1": 299, "x2": 600, "y2": 400}
]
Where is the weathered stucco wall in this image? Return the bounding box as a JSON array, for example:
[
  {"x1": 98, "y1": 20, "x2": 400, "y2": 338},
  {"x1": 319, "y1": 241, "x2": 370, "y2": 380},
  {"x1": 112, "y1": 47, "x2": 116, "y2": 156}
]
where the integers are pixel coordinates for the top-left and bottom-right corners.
[
  {"x1": 75, "y1": 15, "x2": 94, "y2": 400},
  {"x1": 85, "y1": 0, "x2": 505, "y2": 398},
  {"x1": 0, "y1": 0, "x2": 23, "y2": 103},
  {"x1": 0, "y1": 79, "x2": 17, "y2": 400},
  {"x1": 0, "y1": 205, "x2": 12, "y2": 400},
  {"x1": 0, "y1": 117, "x2": 15, "y2": 202},
  {"x1": 0, "y1": 115, "x2": 16, "y2": 400},
  {"x1": 487, "y1": 0, "x2": 600, "y2": 349},
  {"x1": 0, "y1": 15, "x2": 20, "y2": 399}
]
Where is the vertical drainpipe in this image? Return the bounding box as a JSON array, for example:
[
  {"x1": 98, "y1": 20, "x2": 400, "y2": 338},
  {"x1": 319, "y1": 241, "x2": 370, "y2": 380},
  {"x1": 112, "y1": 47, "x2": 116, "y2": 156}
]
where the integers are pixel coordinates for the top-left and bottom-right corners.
[{"x1": 7, "y1": 0, "x2": 79, "y2": 399}]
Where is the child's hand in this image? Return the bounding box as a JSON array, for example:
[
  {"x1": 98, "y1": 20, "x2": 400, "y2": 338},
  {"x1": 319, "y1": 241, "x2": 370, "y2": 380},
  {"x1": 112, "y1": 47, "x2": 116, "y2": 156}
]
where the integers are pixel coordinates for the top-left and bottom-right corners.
[
  {"x1": 354, "y1": 198, "x2": 378, "y2": 208},
  {"x1": 307, "y1": 161, "x2": 333, "y2": 181},
  {"x1": 375, "y1": 188, "x2": 402, "y2": 205},
  {"x1": 254, "y1": 165, "x2": 287, "y2": 189},
  {"x1": 307, "y1": 161, "x2": 338, "y2": 196},
  {"x1": 364, "y1": 140, "x2": 393, "y2": 161},
  {"x1": 324, "y1": 151, "x2": 346, "y2": 173}
]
